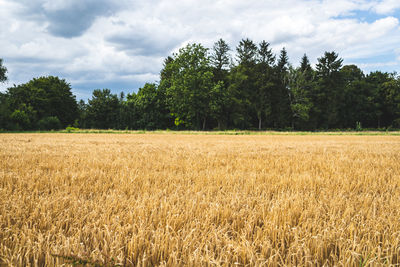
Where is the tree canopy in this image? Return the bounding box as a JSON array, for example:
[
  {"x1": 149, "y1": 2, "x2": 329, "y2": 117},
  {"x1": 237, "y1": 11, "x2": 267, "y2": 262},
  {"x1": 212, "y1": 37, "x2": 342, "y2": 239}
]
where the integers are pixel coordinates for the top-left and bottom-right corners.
[
  {"x1": 1, "y1": 40, "x2": 400, "y2": 131},
  {"x1": 1, "y1": 76, "x2": 78, "y2": 130},
  {"x1": 165, "y1": 43, "x2": 214, "y2": 130}
]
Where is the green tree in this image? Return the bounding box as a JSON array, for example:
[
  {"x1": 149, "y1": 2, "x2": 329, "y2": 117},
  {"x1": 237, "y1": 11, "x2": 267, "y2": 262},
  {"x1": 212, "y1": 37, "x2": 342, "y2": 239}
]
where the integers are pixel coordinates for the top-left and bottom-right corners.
[
  {"x1": 210, "y1": 38, "x2": 232, "y2": 129},
  {"x1": 0, "y1": 92, "x2": 12, "y2": 129},
  {"x1": 286, "y1": 55, "x2": 314, "y2": 129},
  {"x1": 287, "y1": 55, "x2": 314, "y2": 130},
  {"x1": 9, "y1": 104, "x2": 36, "y2": 130},
  {"x1": 300, "y1": 54, "x2": 314, "y2": 81},
  {"x1": 227, "y1": 66, "x2": 250, "y2": 129},
  {"x1": 313, "y1": 51, "x2": 344, "y2": 128},
  {"x1": 359, "y1": 71, "x2": 400, "y2": 129},
  {"x1": 0, "y1": 60, "x2": 9, "y2": 129},
  {"x1": 10, "y1": 109, "x2": 30, "y2": 130},
  {"x1": 254, "y1": 40, "x2": 275, "y2": 129},
  {"x1": 229, "y1": 38, "x2": 258, "y2": 129},
  {"x1": 236, "y1": 38, "x2": 258, "y2": 65},
  {"x1": 209, "y1": 81, "x2": 235, "y2": 129},
  {"x1": 6, "y1": 76, "x2": 78, "y2": 128},
  {"x1": 273, "y1": 48, "x2": 292, "y2": 128},
  {"x1": 380, "y1": 73, "x2": 400, "y2": 128},
  {"x1": 159, "y1": 57, "x2": 174, "y2": 91},
  {"x1": 156, "y1": 58, "x2": 176, "y2": 129},
  {"x1": 86, "y1": 89, "x2": 120, "y2": 129},
  {"x1": 134, "y1": 83, "x2": 165, "y2": 129},
  {"x1": 0, "y1": 58, "x2": 7, "y2": 83},
  {"x1": 166, "y1": 43, "x2": 214, "y2": 130},
  {"x1": 38, "y1": 116, "x2": 62, "y2": 130},
  {"x1": 77, "y1": 99, "x2": 88, "y2": 128},
  {"x1": 339, "y1": 65, "x2": 371, "y2": 128},
  {"x1": 364, "y1": 71, "x2": 390, "y2": 128},
  {"x1": 120, "y1": 93, "x2": 139, "y2": 130},
  {"x1": 211, "y1": 38, "x2": 231, "y2": 83}
]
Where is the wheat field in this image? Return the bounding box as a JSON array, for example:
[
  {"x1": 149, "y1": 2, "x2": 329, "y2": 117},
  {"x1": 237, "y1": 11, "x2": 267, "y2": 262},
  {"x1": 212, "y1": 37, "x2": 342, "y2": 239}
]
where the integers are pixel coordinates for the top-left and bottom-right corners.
[{"x1": 0, "y1": 133, "x2": 399, "y2": 266}]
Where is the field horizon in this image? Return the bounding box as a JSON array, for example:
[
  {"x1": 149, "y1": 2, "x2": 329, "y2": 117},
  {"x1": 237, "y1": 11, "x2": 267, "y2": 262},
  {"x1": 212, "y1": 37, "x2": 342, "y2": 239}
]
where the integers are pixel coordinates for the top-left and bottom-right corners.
[{"x1": 1, "y1": 129, "x2": 400, "y2": 136}]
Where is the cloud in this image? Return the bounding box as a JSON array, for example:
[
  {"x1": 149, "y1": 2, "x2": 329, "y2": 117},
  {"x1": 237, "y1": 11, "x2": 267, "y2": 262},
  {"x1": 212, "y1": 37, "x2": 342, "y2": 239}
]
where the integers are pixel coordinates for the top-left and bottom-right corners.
[
  {"x1": 373, "y1": 0, "x2": 400, "y2": 14},
  {"x1": 105, "y1": 18, "x2": 185, "y2": 56},
  {"x1": 11, "y1": 0, "x2": 123, "y2": 38},
  {"x1": 1, "y1": 0, "x2": 400, "y2": 98},
  {"x1": 357, "y1": 61, "x2": 398, "y2": 68}
]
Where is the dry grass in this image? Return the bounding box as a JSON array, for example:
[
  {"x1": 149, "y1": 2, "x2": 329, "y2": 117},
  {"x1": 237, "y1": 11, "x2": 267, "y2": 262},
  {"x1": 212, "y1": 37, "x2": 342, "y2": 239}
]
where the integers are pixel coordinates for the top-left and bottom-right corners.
[{"x1": 0, "y1": 133, "x2": 400, "y2": 266}]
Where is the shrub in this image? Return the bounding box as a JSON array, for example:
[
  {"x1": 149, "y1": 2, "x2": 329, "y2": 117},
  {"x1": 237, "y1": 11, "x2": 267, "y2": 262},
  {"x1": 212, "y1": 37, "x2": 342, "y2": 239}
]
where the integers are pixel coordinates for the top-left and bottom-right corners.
[
  {"x1": 65, "y1": 126, "x2": 80, "y2": 132},
  {"x1": 38, "y1": 116, "x2": 61, "y2": 130},
  {"x1": 10, "y1": 109, "x2": 30, "y2": 130},
  {"x1": 355, "y1": 121, "x2": 362, "y2": 131}
]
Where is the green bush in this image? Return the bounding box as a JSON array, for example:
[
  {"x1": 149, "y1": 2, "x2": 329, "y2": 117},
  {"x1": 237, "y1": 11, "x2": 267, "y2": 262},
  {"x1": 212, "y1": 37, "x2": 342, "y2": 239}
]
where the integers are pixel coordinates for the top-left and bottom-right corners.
[
  {"x1": 355, "y1": 121, "x2": 362, "y2": 131},
  {"x1": 38, "y1": 116, "x2": 62, "y2": 130},
  {"x1": 10, "y1": 109, "x2": 30, "y2": 130},
  {"x1": 65, "y1": 126, "x2": 80, "y2": 132}
]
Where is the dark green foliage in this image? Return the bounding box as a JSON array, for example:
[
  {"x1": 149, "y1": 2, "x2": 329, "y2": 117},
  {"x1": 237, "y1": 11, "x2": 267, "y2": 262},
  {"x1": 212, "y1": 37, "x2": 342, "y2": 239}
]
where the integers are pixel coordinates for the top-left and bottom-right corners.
[
  {"x1": 211, "y1": 38, "x2": 231, "y2": 83},
  {"x1": 210, "y1": 81, "x2": 235, "y2": 130},
  {"x1": 1, "y1": 41, "x2": 400, "y2": 131},
  {"x1": 254, "y1": 40, "x2": 275, "y2": 129},
  {"x1": 339, "y1": 65, "x2": 371, "y2": 128},
  {"x1": 132, "y1": 83, "x2": 168, "y2": 130},
  {"x1": 236, "y1": 38, "x2": 258, "y2": 66},
  {"x1": 287, "y1": 58, "x2": 313, "y2": 130},
  {"x1": 272, "y1": 48, "x2": 292, "y2": 128},
  {"x1": 166, "y1": 43, "x2": 214, "y2": 130},
  {"x1": 86, "y1": 89, "x2": 120, "y2": 129},
  {"x1": 157, "y1": 56, "x2": 176, "y2": 129},
  {"x1": 10, "y1": 109, "x2": 31, "y2": 130},
  {"x1": 210, "y1": 39, "x2": 233, "y2": 129},
  {"x1": 0, "y1": 58, "x2": 7, "y2": 83},
  {"x1": 0, "y1": 92, "x2": 13, "y2": 129},
  {"x1": 38, "y1": 116, "x2": 62, "y2": 130},
  {"x1": 4, "y1": 76, "x2": 78, "y2": 129},
  {"x1": 228, "y1": 38, "x2": 259, "y2": 129},
  {"x1": 365, "y1": 72, "x2": 400, "y2": 128},
  {"x1": 76, "y1": 100, "x2": 88, "y2": 129},
  {"x1": 312, "y1": 51, "x2": 344, "y2": 128}
]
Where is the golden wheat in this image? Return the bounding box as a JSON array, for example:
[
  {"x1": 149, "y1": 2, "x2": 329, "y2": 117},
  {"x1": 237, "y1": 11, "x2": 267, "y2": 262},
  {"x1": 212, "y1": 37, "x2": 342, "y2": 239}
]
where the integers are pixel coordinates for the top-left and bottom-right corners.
[{"x1": 0, "y1": 133, "x2": 399, "y2": 266}]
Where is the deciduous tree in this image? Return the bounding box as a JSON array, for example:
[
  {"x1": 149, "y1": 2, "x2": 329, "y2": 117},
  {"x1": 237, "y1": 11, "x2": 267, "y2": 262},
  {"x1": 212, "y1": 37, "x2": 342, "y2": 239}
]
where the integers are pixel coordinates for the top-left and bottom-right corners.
[
  {"x1": 86, "y1": 89, "x2": 120, "y2": 129},
  {"x1": 166, "y1": 43, "x2": 214, "y2": 130},
  {"x1": 6, "y1": 76, "x2": 78, "y2": 128}
]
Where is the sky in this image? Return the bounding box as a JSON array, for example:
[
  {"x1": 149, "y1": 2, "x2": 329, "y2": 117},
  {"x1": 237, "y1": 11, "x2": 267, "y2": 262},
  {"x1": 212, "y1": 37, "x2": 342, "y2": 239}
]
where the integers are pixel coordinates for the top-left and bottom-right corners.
[{"x1": 0, "y1": 0, "x2": 400, "y2": 99}]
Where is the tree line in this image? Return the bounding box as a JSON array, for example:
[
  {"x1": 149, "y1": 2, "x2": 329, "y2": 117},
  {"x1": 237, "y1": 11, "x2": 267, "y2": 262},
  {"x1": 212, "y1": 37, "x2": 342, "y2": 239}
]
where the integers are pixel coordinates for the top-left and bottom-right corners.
[{"x1": 1, "y1": 38, "x2": 400, "y2": 131}]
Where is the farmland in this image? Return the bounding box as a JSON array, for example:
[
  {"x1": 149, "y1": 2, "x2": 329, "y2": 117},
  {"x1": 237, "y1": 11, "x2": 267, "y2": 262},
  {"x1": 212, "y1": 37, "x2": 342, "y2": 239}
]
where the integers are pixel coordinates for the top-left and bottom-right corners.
[{"x1": 1, "y1": 133, "x2": 400, "y2": 266}]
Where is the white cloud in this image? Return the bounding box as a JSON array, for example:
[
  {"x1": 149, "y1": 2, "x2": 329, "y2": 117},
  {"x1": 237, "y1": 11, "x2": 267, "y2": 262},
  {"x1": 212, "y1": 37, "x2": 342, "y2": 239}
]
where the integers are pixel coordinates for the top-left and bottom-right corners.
[
  {"x1": 373, "y1": 0, "x2": 400, "y2": 14},
  {"x1": 356, "y1": 61, "x2": 398, "y2": 68},
  {"x1": 1, "y1": 0, "x2": 400, "y2": 97}
]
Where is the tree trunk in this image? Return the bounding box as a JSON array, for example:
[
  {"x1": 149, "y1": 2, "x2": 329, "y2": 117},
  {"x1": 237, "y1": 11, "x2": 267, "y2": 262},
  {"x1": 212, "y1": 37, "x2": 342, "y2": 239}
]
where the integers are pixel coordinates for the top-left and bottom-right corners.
[
  {"x1": 258, "y1": 116, "x2": 262, "y2": 130},
  {"x1": 202, "y1": 117, "x2": 206, "y2": 131},
  {"x1": 218, "y1": 120, "x2": 221, "y2": 130}
]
